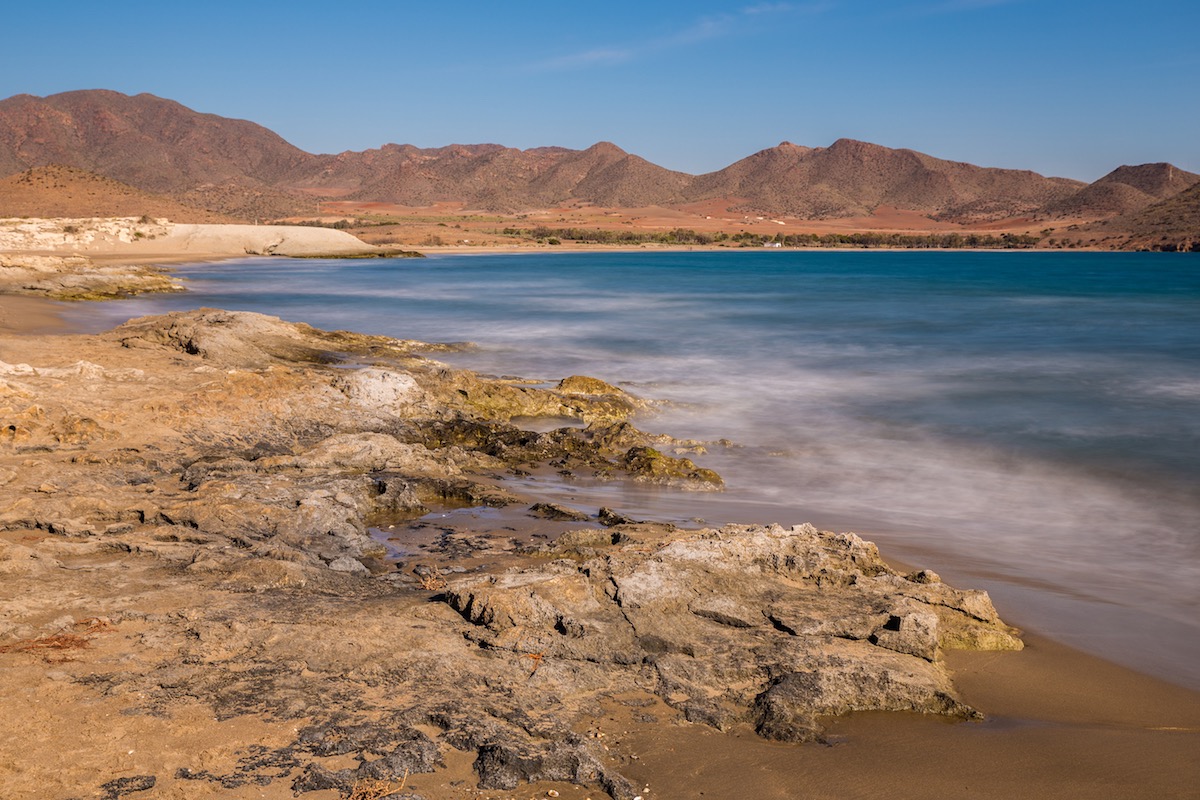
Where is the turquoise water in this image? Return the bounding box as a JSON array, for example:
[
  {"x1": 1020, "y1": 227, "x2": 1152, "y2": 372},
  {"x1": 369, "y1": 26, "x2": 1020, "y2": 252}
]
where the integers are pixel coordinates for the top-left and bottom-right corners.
[{"x1": 77, "y1": 250, "x2": 1200, "y2": 687}]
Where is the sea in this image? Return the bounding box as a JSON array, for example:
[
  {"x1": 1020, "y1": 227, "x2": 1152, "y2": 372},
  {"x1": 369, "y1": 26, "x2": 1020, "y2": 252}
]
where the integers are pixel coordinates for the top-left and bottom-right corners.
[{"x1": 72, "y1": 250, "x2": 1200, "y2": 689}]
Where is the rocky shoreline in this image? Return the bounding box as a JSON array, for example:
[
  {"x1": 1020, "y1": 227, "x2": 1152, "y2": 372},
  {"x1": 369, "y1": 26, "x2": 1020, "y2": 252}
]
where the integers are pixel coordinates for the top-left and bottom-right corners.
[
  {"x1": 0, "y1": 218, "x2": 418, "y2": 301},
  {"x1": 0, "y1": 304, "x2": 1027, "y2": 799}
]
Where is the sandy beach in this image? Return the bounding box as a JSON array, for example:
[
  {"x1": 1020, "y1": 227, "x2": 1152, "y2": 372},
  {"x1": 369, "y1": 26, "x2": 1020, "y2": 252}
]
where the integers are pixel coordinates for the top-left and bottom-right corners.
[
  {"x1": 1, "y1": 231, "x2": 1198, "y2": 799},
  {"x1": 595, "y1": 632, "x2": 1200, "y2": 799},
  {"x1": 0, "y1": 294, "x2": 70, "y2": 334}
]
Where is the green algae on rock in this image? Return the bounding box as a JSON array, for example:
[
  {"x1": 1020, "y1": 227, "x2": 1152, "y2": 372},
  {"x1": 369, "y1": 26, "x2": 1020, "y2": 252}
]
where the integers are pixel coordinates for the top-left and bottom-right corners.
[{"x1": 616, "y1": 445, "x2": 725, "y2": 489}]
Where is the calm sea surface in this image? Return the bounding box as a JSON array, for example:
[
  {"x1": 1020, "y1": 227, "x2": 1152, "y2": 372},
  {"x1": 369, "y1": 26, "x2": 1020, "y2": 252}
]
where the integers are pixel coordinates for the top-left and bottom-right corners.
[{"x1": 76, "y1": 251, "x2": 1200, "y2": 688}]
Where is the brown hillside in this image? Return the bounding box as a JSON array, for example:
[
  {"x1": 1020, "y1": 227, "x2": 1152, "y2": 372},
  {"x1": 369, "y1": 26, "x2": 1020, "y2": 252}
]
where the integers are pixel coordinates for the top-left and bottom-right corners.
[
  {"x1": 2, "y1": 89, "x2": 1183, "y2": 237},
  {"x1": 685, "y1": 141, "x2": 842, "y2": 215},
  {"x1": 1040, "y1": 163, "x2": 1200, "y2": 219},
  {"x1": 277, "y1": 143, "x2": 445, "y2": 198},
  {"x1": 0, "y1": 90, "x2": 315, "y2": 218},
  {"x1": 0, "y1": 164, "x2": 232, "y2": 222},
  {"x1": 1088, "y1": 181, "x2": 1200, "y2": 251},
  {"x1": 276, "y1": 140, "x2": 690, "y2": 211},
  {"x1": 528, "y1": 142, "x2": 690, "y2": 208},
  {"x1": 280, "y1": 143, "x2": 559, "y2": 209},
  {"x1": 175, "y1": 183, "x2": 316, "y2": 221},
  {"x1": 685, "y1": 139, "x2": 1083, "y2": 221},
  {"x1": 0, "y1": 90, "x2": 310, "y2": 190}
]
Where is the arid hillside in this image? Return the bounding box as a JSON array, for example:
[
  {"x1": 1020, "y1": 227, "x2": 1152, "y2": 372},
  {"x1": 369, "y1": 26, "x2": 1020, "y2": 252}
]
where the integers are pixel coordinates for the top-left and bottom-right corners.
[
  {"x1": 0, "y1": 90, "x2": 307, "y2": 191},
  {"x1": 1077, "y1": 180, "x2": 1200, "y2": 251},
  {"x1": 1, "y1": 90, "x2": 1197, "y2": 244},
  {"x1": 281, "y1": 141, "x2": 693, "y2": 211},
  {"x1": 0, "y1": 165, "x2": 232, "y2": 222},
  {"x1": 0, "y1": 90, "x2": 313, "y2": 219},
  {"x1": 1039, "y1": 163, "x2": 1200, "y2": 220},
  {"x1": 686, "y1": 138, "x2": 1085, "y2": 222}
]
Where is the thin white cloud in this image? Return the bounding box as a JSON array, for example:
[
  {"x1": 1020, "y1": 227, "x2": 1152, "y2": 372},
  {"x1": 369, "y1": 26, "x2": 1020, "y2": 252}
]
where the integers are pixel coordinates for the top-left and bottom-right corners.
[
  {"x1": 658, "y1": 15, "x2": 733, "y2": 49},
  {"x1": 919, "y1": 0, "x2": 1024, "y2": 13},
  {"x1": 743, "y1": 2, "x2": 796, "y2": 14},
  {"x1": 743, "y1": 2, "x2": 835, "y2": 15},
  {"x1": 525, "y1": 3, "x2": 823, "y2": 73},
  {"x1": 536, "y1": 47, "x2": 635, "y2": 71}
]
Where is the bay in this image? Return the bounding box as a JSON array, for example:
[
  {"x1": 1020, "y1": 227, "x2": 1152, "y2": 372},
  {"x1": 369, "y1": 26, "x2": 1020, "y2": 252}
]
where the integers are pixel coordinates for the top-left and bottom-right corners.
[{"x1": 75, "y1": 250, "x2": 1200, "y2": 688}]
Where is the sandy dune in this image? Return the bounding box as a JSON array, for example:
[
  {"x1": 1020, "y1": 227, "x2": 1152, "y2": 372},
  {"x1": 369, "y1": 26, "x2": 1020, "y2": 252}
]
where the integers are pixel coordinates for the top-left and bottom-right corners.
[
  {"x1": 0, "y1": 217, "x2": 383, "y2": 258},
  {"x1": 0, "y1": 217, "x2": 391, "y2": 299}
]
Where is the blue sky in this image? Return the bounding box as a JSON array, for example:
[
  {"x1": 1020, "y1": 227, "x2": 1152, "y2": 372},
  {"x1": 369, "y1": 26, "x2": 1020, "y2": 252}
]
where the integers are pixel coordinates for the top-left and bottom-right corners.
[{"x1": 4, "y1": 0, "x2": 1197, "y2": 181}]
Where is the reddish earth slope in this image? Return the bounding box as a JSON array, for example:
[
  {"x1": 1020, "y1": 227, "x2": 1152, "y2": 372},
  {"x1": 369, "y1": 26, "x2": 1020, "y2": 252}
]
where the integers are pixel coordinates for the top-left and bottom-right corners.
[
  {"x1": 1084, "y1": 180, "x2": 1200, "y2": 251},
  {"x1": 686, "y1": 139, "x2": 1083, "y2": 221},
  {"x1": 0, "y1": 164, "x2": 232, "y2": 221},
  {"x1": 1, "y1": 90, "x2": 1192, "y2": 237},
  {"x1": 1040, "y1": 163, "x2": 1200, "y2": 219}
]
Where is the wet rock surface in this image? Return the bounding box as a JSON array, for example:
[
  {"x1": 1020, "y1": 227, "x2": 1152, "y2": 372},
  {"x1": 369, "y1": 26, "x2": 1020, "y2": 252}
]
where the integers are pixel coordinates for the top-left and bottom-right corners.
[{"x1": 0, "y1": 308, "x2": 1022, "y2": 799}]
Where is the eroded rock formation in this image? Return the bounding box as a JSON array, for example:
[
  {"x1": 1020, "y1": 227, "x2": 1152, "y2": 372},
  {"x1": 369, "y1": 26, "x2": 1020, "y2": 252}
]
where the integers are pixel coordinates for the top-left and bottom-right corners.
[{"x1": 0, "y1": 309, "x2": 1020, "y2": 799}]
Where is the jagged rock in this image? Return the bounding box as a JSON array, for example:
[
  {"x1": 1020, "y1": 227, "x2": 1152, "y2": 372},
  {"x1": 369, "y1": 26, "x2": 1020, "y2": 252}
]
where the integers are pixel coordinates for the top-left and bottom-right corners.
[
  {"x1": 754, "y1": 656, "x2": 976, "y2": 743},
  {"x1": 104, "y1": 308, "x2": 401, "y2": 367},
  {"x1": 0, "y1": 309, "x2": 680, "y2": 567},
  {"x1": 597, "y1": 507, "x2": 636, "y2": 527},
  {"x1": 0, "y1": 250, "x2": 182, "y2": 300},
  {"x1": 556, "y1": 375, "x2": 621, "y2": 395},
  {"x1": 445, "y1": 523, "x2": 1021, "y2": 744},
  {"x1": 328, "y1": 555, "x2": 370, "y2": 575},
  {"x1": 616, "y1": 446, "x2": 724, "y2": 489},
  {"x1": 474, "y1": 739, "x2": 634, "y2": 798},
  {"x1": 100, "y1": 774, "x2": 157, "y2": 799},
  {"x1": 869, "y1": 608, "x2": 941, "y2": 661},
  {"x1": 290, "y1": 720, "x2": 443, "y2": 792},
  {"x1": 528, "y1": 502, "x2": 591, "y2": 521}
]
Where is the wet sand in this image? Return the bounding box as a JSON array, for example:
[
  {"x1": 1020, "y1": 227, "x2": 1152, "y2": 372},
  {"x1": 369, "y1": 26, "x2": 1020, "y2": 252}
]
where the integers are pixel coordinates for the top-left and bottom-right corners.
[
  {"x1": 0, "y1": 294, "x2": 71, "y2": 334},
  {"x1": 601, "y1": 634, "x2": 1200, "y2": 799}
]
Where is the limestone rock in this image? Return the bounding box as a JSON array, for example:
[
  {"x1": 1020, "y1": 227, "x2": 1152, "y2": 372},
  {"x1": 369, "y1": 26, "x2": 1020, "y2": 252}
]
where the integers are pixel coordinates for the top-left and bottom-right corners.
[
  {"x1": 328, "y1": 555, "x2": 370, "y2": 575},
  {"x1": 0, "y1": 541, "x2": 62, "y2": 574},
  {"x1": 446, "y1": 523, "x2": 1022, "y2": 744},
  {"x1": 753, "y1": 655, "x2": 975, "y2": 743},
  {"x1": 333, "y1": 367, "x2": 422, "y2": 409}
]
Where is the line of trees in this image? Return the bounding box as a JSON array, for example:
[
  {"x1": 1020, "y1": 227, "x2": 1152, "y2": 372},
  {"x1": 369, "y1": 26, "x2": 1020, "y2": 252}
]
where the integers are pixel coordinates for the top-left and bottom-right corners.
[
  {"x1": 286, "y1": 218, "x2": 406, "y2": 229},
  {"x1": 501, "y1": 226, "x2": 1043, "y2": 249}
]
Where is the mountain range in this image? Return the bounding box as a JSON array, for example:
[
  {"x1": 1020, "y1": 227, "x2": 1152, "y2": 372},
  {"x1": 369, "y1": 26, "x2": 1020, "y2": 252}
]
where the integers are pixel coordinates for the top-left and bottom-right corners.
[{"x1": 1, "y1": 90, "x2": 1197, "y2": 247}]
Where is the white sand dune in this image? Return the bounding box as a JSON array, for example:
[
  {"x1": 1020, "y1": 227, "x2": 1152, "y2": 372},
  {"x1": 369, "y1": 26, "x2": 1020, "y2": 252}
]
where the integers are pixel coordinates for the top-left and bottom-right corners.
[
  {"x1": 0, "y1": 217, "x2": 388, "y2": 299},
  {"x1": 0, "y1": 217, "x2": 381, "y2": 258},
  {"x1": 160, "y1": 222, "x2": 381, "y2": 257}
]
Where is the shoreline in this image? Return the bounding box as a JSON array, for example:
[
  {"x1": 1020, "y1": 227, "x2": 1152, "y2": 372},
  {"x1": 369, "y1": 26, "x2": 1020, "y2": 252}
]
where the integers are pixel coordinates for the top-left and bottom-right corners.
[
  {"x1": 0, "y1": 293, "x2": 72, "y2": 334},
  {"x1": 1, "y1": 261, "x2": 1196, "y2": 690},
  {"x1": 603, "y1": 630, "x2": 1200, "y2": 799},
  {"x1": 3, "y1": 254, "x2": 1196, "y2": 683},
  {"x1": 416, "y1": 243, "x2": 1117, "y2": 255},
  {"x1": 1, "y1": 250, "x2": 1198, "y2": 797}
]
